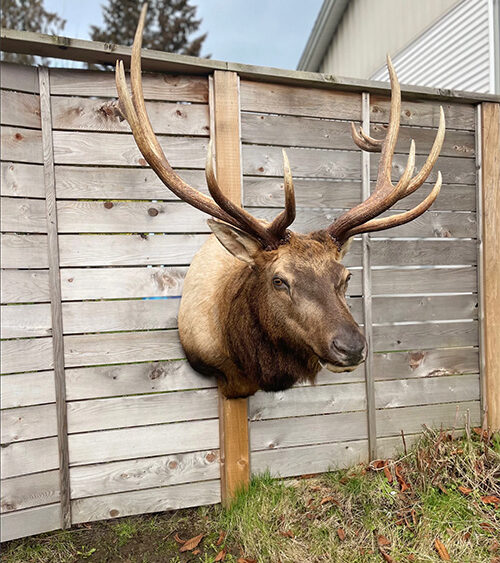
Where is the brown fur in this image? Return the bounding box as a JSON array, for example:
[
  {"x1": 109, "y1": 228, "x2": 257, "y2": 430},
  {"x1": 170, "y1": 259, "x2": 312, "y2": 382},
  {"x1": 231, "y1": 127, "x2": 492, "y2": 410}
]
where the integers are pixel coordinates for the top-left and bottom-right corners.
[{"x1": 179, "y1": 228, "x2": 366, "y2": 398}]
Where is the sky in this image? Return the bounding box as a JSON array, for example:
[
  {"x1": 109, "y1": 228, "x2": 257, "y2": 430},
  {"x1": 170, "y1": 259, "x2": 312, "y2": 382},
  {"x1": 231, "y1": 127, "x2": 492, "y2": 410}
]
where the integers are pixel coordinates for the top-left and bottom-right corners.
[{"x1": 43, "y1": 0, "x2": 323, "y2": 70}]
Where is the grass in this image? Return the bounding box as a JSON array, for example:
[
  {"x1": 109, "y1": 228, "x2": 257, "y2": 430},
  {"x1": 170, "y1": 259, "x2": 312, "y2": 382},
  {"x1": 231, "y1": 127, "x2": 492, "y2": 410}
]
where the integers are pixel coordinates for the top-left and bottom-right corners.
[{"x1": 2, "y1": 427, "x2": 499, "y2": 563}]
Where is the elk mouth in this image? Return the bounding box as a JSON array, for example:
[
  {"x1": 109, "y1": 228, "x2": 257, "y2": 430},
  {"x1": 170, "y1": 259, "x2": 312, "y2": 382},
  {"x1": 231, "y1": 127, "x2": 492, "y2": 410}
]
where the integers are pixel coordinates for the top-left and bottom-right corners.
[{"x1": 318, "y1": 358, "x2": 359, "y2": 373}]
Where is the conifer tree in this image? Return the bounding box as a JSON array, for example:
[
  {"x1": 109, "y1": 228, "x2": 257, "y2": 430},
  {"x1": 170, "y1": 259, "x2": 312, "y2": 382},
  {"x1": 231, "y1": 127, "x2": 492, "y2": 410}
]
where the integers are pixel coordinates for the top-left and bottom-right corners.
[
  {"x1": 90, "y1": 0, "x2": 207, "y2": 57},
  {"x1": 1, "y1": 0, "x2": 66, "y2": 64}
]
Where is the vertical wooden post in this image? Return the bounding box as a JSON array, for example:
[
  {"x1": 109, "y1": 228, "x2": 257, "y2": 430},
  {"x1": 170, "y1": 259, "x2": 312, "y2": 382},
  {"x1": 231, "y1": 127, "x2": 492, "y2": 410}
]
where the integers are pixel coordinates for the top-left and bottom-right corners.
[
  {"x1": 39, "y1": 67, "x2": 72, "y2": 528},
  {"x1": 360, "y1": 92, "x2": 377, "y2": 460},
  {"x1": 481, "y1": 102, "x2": 500, "y2": 431},
  {"x1": 212, "y1": 70, "x2": 250, "y2": 505}
]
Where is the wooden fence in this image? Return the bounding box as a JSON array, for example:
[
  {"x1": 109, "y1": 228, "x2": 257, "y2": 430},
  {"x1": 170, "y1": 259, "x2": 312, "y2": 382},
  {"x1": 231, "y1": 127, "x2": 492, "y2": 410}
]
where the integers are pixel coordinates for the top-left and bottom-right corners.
[{"x1": 1, "y1": 41, "x2": 498, "y2": 543}]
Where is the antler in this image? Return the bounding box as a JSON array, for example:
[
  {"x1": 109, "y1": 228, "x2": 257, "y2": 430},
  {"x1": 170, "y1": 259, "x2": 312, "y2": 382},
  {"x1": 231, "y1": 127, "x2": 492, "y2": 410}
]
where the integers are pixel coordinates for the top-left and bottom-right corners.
[
  {"x1": 115, "y1": 4, "x2": 295, "y2": 250},
  {"x1": 327, "y1": 56, "x2": 445, "y2": 247}
]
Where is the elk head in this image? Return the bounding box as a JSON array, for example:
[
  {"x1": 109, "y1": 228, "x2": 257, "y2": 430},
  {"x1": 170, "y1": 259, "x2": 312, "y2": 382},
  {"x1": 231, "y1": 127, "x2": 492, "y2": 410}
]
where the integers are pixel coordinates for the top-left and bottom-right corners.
[{"x1": 115, "y1": 5, "x2": 445, "y2": 398}]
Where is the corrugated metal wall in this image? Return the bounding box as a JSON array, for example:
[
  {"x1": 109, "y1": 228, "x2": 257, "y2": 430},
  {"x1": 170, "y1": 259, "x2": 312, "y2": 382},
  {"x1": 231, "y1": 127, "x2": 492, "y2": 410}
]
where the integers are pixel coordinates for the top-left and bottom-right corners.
[
  {"x1": 318, "y1": 0, "x2": 459, "y2": 78},
  {"x1": 371, "y1": 0, "x2": 493, "y2": 93}
]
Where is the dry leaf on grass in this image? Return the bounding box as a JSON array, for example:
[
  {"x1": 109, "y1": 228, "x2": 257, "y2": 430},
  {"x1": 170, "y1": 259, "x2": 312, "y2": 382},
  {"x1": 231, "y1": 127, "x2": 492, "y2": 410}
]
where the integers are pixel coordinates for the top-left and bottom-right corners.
[
  {"x1": 216, "y1": 531, "x2": 226, "y2": 546},
  {"x1": 479, "y1": 522, "x2": 495, "y2": 532},
  {"x1": 408, "y1": 554, "x2": 416, "y2": 561},
  {"x1": 320, "y1": 496, "x2": 339, "y2": 506},
  {"x1": 383, "y1": 464, "x2": 393, "y2": 483},
  {"x1": 337, "y1": 528, "x2": 346, "y2": 541},
  {"x1": 214, "y1": 548, "x2": 227, "y2": 561},
  {"x1": 377, "y1": 535, "x2": 391, "y2": 547},
  {"x1": 489, "y1": 540, "x2": 499, "y2": 552},
  {"x1": 434, "y1": 538, "x2": 451, "y2": 560},
  {"x1": 458, "y1": 485, "x2": 473, "y2": 495},
  {"x1": 173, "y1": 533, "x2": 186, "y2": 544},
  {"x1": 481, "y1": 495, "x2": 500, "y2": 506},
  {"x1": 192, "y1": 549, "x2": 201, "y2": 555},
  {"x1": 378, "y1": 547, "x2": 394, "y2": 562},
  {"x1": 279, "y1": 530, "x2": 294, "y2": 538},
  {"x1": 179, "y1": 533, "x2": 204, "y2": 552},
  {"x1": 237, "y1": 559, "x2": 257, "y2": 563},
  {"x1": 395, "y1": 464, "x2": 410, "y2": 492}
]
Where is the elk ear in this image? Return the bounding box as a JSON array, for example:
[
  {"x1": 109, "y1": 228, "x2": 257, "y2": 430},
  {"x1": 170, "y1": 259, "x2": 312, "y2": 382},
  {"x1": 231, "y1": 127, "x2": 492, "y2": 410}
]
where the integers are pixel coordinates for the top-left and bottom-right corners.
[
  {"x1": 338, "y1": 237, "x2": 353, "y2": 260},
  {"x1": 208, "y1": 219, "x2": 262, "y2": 264}
]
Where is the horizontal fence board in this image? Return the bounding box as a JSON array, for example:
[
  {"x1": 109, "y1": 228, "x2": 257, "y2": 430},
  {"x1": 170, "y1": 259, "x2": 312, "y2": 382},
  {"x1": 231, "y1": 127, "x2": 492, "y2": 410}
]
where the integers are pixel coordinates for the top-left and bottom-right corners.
[
  {"x1": 71, "y1": 479, "x2": 220, "y2": 525},
  {"x1": 375, "y1": 434, "x2": 422, "y2": 460},
  {"x1": 0, "y1": 162, "x2": 44, "y2": 198},
  {"x1": 59, "y1": 234, "x2": 209, "y2": 266},
  {"x1": 57, "y1": 201, "x2": 209, "y2": 233},
  {"x1": 1, "y1": 470, "x2": 59, "y2": 513},
  {"x1": 375, "y1": 374, "x2": 480, "y2": 409},
  {"x1": 0, "y1": 62, "x2": 39, "y2": 94},
  {"x1": 371, "y1": 267, "x2": 477, "y2": 295},
  {"x1": 1, "y1": 234, "x2": 48, "y2": 268},
  {"x1": 67, "y1": 389, "x2": 218, "y2": 433},
  {"x1": 252, "y1": 209, "x2": 477, "y2": 239},
  {"x1": 0, "y1": 90, "x2": 41, "y2": 129},
  {"x1": 249, "y1": 382, "x2": 366, "y2": 422},
  {"x1": 1, "y1": 303, "x2": 52, "y2": 338},
  {"x1": 65, "y1": 360, "x2": 215, "y2": 401},
  {"x1": 69, "y1": 419, "x2": 219, "y2": 465},
  {"x1": 0, "y1": 371, "x2": 56, "y2": 408},
  {"x1": 1, "y1": 403, "x2": 57, "y2": 443},
  {"x1": 51, "y1": 96, "x2": 209, "y2": 135},
  {"x1": 0, "y1": 503, "x2": 60, "y2": 542},
  {"x1": 376, "y1": 400, "x2": 481, "y2": 438},
  {"x1": 241, "y1": 112, "x2": 474, "y2": 157},
  {"x1": 60, "y1": 266, "x2": 188, "y2": 300},
  {"x1": 50, "y1": 69, "x2": 208, "y2": 102},
  {"x1": 1, "y1": 126, "x2": 43, "y2": 163},
  {"x1": 1, "y1": 437, "x2": 59, "y2": 479},
  {"x1": 1, "y1": 270, "x2": 50, "y2": 304},
  {"x1": 372, "y1": 295, "x2": 478, "y2": 324},
  {"x1": 1, "y1": 197, "x2": 47, "y2": 233},
  {"x1": 70, "y1": 449, "x2": 220, "y2": 499},
  {"x1": 250, "y1": 410, "x2": 367, "y2": 451},
  {"x1": 1, "y1": 337, "x2": 53, "y2": 374},
  {"x1": 373, "y1": 321, "x2": 478, "y2": 352},
  {"x1": 54, "y1": 165, "x2": 208, "y2": 200},
  {"x1": 373, "y1": 347, "x2": 479, "y2": 381},
  {"x1": 240, "y1": 80, "x2": 361, "y2": 119},
  {"x1": 370, "y1": 240, "x2": 477, "y2": 266},
  {"x1": 252, "y1": 439, "x2": 368, "y2": 478},
  {"x1": 370, "y1": 95, "x2": 475, "y2": 130},
  {"x1": 243, "y1": 145, "x2": 474, "y2": 184},
  {"x1": 64, "y1": 330, "x2": 184, "y2": 368},
  {"x1": 244, "y1": 177, "x2": 475, "y2": 212},
  {"x1": 53, "y1": 131, "x2": 207, "y2": 167}
]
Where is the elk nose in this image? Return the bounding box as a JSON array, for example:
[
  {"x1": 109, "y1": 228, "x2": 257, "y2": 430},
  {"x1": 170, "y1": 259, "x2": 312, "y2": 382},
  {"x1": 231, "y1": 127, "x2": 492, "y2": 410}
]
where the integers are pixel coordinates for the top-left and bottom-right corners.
[{"x1": 331, "y1": 329, "x2": 367, "y2": 365}]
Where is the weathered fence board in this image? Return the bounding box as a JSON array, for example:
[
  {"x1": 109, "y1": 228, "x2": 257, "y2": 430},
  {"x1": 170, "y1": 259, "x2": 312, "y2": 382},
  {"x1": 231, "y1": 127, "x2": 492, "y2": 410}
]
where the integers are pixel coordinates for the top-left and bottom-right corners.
[
  {"x1": 1, "y1": 234, "x2": 48, "y2": 268},
  {"x1": 67, "y1": 389, "x2": 218, "y2": 433},
  {"x1": 1, "y1": 403, "x2": 57, "y2": 443},
  {"x1": 0, "y1": 162, "x2": 44, "y2": 198},
  {"x1": 1, "y1": 270, "x2": 50, "y2": 303},
  {"x1": 0, "y1": 62, "x2": 39, "y2": 94},
  {"x1": 71, "y1": 479, "x2": 220, "y2": 524},
  {"x1": 0, "y1": 504, "x2": 60, "y2": 543},
  {"x1": 1, "y1": 197, "x2": 47, "y2": 232},
  {"x1": 1, "y1": 470, "x2": 59, "y2": 513},
  {"x1": 0, "y1": 90, "x2": 41, "y2": 129},
  {"x1": 51, "y1": 97, "x2": 209, "y2": 135},
  {"x1": 68, "y1": 419, "x2": 219, "y2": 466},
  {"x1": 0, "y1": 126, "x2": 43, "y2": 163},
  {"x1": 0, "y1": 371, "x2": 56, "y2": 408},
  {"x1": 1, "y1": 437, "x2": 59, "y2": 479},
  {"x1": 1, "y1": 337, "x2": 54, "y2": 374},
  {"x1": 70, "y1": 450, "x2": 220, "y2": 499}
]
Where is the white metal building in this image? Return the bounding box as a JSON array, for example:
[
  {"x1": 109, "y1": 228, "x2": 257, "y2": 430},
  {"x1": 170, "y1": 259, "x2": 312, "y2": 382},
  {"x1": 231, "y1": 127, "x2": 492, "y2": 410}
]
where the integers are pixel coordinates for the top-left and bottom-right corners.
[{"x1": 298, "y1": 0, "x2": 500, "y2": 94}]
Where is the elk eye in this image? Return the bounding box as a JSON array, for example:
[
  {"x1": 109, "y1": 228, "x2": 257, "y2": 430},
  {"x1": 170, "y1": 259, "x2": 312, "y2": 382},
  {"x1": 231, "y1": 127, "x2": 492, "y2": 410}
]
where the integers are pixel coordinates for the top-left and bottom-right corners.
[
  {"x1": 346, "y1": 273, "x2": 352, "y2": 284},
  {"x1": 272, "y1": 276, "x2": 287, "y2": 289}
]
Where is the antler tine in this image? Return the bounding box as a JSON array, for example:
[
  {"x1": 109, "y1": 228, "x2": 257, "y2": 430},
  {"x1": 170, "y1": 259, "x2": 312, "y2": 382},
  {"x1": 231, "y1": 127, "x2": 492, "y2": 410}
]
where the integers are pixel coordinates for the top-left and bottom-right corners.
[
  {"x1": 344, "y1": 172, "x2": 442, "y2": 238},
  {"x1": 267, "y1": 150, "x2": 296, "y2": 239},
  {"x1": 350, "y1": 122, "x2": 383, "y2": 152}
]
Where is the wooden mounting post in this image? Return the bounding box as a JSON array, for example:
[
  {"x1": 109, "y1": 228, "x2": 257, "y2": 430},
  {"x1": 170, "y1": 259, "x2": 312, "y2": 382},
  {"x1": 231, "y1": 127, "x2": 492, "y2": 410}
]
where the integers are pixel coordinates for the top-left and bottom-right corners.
[
  {"x1": 212, "y1": 70, "x2": 250, "y2": 505},
  {"x1": 481, "y1": 102, "x2": 500, "y2": 431}
]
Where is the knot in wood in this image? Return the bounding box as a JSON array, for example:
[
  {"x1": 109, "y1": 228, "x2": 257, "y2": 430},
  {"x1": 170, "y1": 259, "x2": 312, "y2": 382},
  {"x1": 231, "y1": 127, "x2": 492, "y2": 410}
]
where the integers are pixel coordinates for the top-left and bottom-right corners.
[
  {"x1": 148, "y1": 207, "x2": 159, "y2": 217},
  {"x1": 150, "y1": 366, "x2": 164, "y2": 380},
  {"x1": 104, "y1": 201, "x2": 114, "y2": 209}
]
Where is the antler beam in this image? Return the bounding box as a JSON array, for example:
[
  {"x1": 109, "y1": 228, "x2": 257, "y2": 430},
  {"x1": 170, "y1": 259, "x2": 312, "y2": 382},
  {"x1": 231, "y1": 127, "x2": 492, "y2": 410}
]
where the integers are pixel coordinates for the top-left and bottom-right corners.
[{"x1": 328, "y1": 56, "x2": 445, "y2": 247}]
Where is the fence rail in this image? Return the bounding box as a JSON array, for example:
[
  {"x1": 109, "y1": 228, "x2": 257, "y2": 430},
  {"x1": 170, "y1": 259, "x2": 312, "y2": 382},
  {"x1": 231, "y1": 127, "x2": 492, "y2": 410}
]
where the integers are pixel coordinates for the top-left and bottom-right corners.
[{"x1": 1, "y1": 50, "x2": 498, "y2": 543}]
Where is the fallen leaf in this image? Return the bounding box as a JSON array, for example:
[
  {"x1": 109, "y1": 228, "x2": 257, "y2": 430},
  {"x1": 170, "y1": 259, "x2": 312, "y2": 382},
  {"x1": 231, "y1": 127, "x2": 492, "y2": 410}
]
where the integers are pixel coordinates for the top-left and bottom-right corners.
[
  {"x1": 310, "y1": 485, "x2": 322, "y2": 492},
  {"x1": 481, "y1": 496, "x2": 500, "y2": 506},
  {"x1": 378, "y1": 546, "x2": 395, "y2": 562},
  {"x1": 434, "y1": 538, "x2": 451, "y2": 560},
  {"x1": 174, "y1": 533, "x2": 186, "y2": 545},
  {"x1": 320, "y1": 496, "x2": 339, "y2": 506},
  {"x1": 337, "y1": 528, "x2": 346, "y2": 541},
  {"x1": 192, "y1": 549, "x2": 201, "y2": 555},
  {"x1": 377, "y1": 535, "x2": 391, "y2": 546},
  {"x1": 383, "y1": 464, "x2": 393, "y2": 483},
  {"x1": 300, "y1": 473, "x2": 317, "y2": 479},
  {"x1": 179, "y1": 533, "x2": 204, "y2": 552},
  {"x1": 480, "y1": 522, "x2": 495, "y2": 532},
  {"x1": 339, "y1": 477, "x2": 349, "y2": 484},
  {"x1": 371, "y1": 460, "x2": 386, "y2": 469},
  {"x1": 237, "y1": 559, "x2": 257, "y2": 563},
  {"x1": 216, "y1": 531, "x2": 226, "y2": 546},
  {"x1": 463, "y1": 531, "x2": 471, "y2": 540},
  {"x1": 395, "y1": 464, "x2": 410, "y2": 492},
  {"x1": 214, "y1": 548, "x2": 227, "y2": 561},
  {"x1": 458, "y1": 485, "x2": 472, "y2": 495},
  {"x1": 279, "y1": 530, "x2": 294, "y2": 538},
  {"x1": 472, "y1": 427, "x2": 490, "y2": 440},
  {"x1": 438, "y1": 484, "x2": 448, "y2": 494},
  {"x1": 408, "y1": 555, "x2": 416, "y2": 561},
  {"x1": 489, "y1": 540, "x2": 499, "y2": 552}
]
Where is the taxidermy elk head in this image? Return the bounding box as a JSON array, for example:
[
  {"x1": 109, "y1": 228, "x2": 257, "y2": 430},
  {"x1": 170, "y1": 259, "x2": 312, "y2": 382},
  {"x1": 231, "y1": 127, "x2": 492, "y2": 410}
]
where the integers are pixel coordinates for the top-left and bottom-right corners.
[{"x1": 115, "y1": 5, "x2": 445, "y2": 398}]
